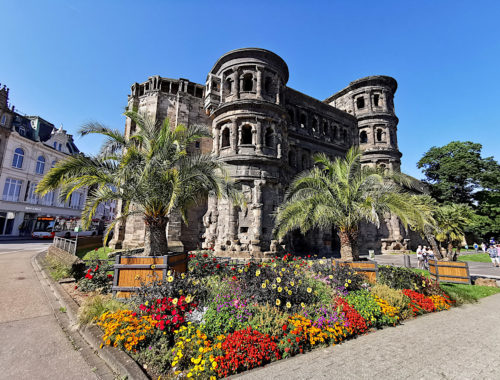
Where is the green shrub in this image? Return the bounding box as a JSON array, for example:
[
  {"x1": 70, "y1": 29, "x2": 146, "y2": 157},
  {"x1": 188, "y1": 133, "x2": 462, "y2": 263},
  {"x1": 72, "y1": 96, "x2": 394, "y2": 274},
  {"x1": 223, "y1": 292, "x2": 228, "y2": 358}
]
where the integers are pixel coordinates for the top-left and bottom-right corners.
[
  {"x1": 247, "y1": 304, "x2": 289, "y2": 336},
  {"x1": 77, "y1": 260, "x2": 114, "y2": 293},
  {"x1": 188, "y1": 249, "x2": 229, "y2": 279},
  {"x1": 378, "y1": 265, "x2": 426, "y2": 291},
  {"x1": 440, "y1": 283, "x2": 500, "y2": 305},
  {"x1": 78, "y1": 293, "x2": 126, "y2": 325},
  {"x1": 370, "y1": 284, "x2": 412, "y2": 319}
]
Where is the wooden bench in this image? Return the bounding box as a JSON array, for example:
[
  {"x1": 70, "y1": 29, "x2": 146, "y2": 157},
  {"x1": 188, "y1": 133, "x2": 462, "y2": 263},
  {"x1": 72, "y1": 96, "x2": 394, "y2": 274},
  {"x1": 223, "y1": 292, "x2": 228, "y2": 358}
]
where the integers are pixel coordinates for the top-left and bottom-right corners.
[
  {"x1": 428, "y1": 259, "x2": 471, "y2": 284},
  {"x1": 333, "y1": 260, "x2": 378, "y2": 283}
]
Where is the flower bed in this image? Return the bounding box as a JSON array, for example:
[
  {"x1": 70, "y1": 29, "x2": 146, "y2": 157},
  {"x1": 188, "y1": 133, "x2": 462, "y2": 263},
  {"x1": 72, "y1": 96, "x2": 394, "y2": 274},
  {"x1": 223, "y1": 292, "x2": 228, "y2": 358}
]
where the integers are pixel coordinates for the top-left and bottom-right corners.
[{"x1": 84, "y1": 251, "x2": 456, "y2": 379}]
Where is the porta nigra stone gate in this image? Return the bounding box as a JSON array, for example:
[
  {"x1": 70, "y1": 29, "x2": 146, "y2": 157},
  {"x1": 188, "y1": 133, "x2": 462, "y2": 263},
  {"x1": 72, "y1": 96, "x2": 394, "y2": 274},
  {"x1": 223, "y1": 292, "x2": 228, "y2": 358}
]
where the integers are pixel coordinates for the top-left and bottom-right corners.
[{"x1": 110, "y1": 48, "x2": 420, "y2": 257}]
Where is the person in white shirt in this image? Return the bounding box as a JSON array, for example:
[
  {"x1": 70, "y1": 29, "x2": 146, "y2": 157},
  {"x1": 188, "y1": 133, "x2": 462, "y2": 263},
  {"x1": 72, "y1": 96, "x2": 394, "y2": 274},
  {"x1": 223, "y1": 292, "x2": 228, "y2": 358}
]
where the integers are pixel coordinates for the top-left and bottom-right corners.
[{"x1": 416, "y1": 245, "x2": 423, "y2": 269}]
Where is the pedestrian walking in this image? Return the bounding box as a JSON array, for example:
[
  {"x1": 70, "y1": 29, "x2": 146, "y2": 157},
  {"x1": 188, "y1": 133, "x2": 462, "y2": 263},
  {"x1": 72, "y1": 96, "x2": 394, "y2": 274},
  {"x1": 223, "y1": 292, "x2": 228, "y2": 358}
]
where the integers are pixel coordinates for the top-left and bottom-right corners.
[
  {"x1": 481, "y1": 242, "x2": 487, "y2": 253},
  {"x1": 487, "y1": 245, "x2": 499, "y2": 267},
  {"x1": 416, "y1": 245, "x2": 423, "y2": 269},
  {"x1": 421, "y1": 246, "x2": 429, "y2": 270},
  {"x1": 474, "y1": 242, "x2": 478, "y2": 253}
]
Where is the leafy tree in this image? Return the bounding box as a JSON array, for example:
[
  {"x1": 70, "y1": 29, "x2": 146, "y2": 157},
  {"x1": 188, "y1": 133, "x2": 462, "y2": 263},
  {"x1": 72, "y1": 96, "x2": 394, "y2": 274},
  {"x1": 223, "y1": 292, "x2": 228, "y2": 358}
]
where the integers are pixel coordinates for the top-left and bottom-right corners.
[
  {"x1": 37, "y1": 112, "x2": 235, "y2": 256},
  {"x1": 417, "y1": 141, "x2": 500, "y2": 240},
  {"x1": 434, "y1": 204, "x2": 473, "y2": 256},
  {"x1": 273, "y1": 147, "x2": 433, "y2": 261}
]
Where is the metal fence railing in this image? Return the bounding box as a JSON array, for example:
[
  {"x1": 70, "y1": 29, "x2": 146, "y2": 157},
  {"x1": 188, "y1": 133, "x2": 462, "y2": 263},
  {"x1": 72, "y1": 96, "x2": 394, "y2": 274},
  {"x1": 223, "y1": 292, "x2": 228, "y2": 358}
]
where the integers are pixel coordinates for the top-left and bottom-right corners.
[{"x1": 52, "y1": 236, "x2": 77, "y2": 255}]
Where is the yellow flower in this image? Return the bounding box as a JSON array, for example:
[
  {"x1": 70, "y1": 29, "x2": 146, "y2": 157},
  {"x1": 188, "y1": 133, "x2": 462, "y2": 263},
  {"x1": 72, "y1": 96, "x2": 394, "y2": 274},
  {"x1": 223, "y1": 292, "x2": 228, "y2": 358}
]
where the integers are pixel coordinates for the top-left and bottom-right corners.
[
  {"x1": 344, "y1": 283, "x2": 349, "y2": 288},
  {"x1": 348, "y1": 279, "x2": 352, "y2": 284},
  {"x1": 167, "y1": 276, "x2": 174, "y2": 283},
  {"x1": 276, "y1": 299, "x2": 281, "y2": 306},
  {"x1": 319, "y1": 259, "x2": 325, "y2": 265},
  {"x1": 278, "y1": 287, "x2": 282, "y2": 292},
  {"x1": 290, "y1": 281, "x2": 295, "y2": 286},
  {"x1": 272, "y1": 283, "x2": 277, "y2": 289},
  {"x1": 301, "y1": 302, "x2": 306, "y2": 308},
  {"x1": 276, "y1": 277, "x2": 281, "y2": 283},
  {"x1": 185, "y1": 295, "x2": 192, "y2": 303},
  {"x1": 329, "y1": 275, "x2": 333, "y2": 279},
  {"x1": 288, "y1": 290, "x2": 292, "y2": 295},
  {"x1": 145, "y1": 301, "x2": 149, "y2": 306},
  {"x1": 307, "y1": 287, "x2": 312, "y2": 293},
  {"x1": 286, "y1": 302, "x2": 292, "y2": 308},
  {"x1": 172, "y1": 298, "x2": 178, "y2": 305},
  {"x1": 261, "y1": 283, "x2": 266, "y2": 289},
  {"x1": 256, "y1": 270, "x2": 261, "y2": 277},
  {"x1": 281, "y1": 268, "x2": 286, "y2": 272},
  {"x1": 181, "y1": 273, "x2": 186, "y2": 279}
]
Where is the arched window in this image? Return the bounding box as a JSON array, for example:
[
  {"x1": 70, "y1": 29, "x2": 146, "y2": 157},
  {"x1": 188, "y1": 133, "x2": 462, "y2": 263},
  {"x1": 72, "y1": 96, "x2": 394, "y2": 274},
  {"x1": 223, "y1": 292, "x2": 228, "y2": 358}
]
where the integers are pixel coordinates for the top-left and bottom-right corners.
[
  {"x1": 225, "y1": 78, "x2": 232, "y2": 94},
  {"x1": 312, "y1": 118, "x2": 318, "y2": 132},
  {"x1": 343, "y1": 130, "x2": 347, "y2": 143},
  {"x1": 300, "y1": 113, "x2": 307, "y2": 128},
  {"x1": 288, "y1": 109, "x2": 294, "y2": 123},
  {"x1": 360, "y1": 131, "x2": 368, "y2": 144},
  {"x1": 241, "y1": 125, "x2": 253, "y2": 145},
  {"x1": 323, "y1": 122, "x2": 328, "y2": 135},
  {"x1": 288, "y1": 150, "x2": 296, "y2": 167},
  {"x1": 264, "y1": 77, "x2": 272, "y2": 94},
  {"x1": 265, "y1": 128, "x2": 274, "y2": 148},
  {"x1": 301, "y1": 154, "x2": 308, "y2": 169},
  {"x1": 53, "y1": 142, "x2": 57, "y2": 149},
  {"x1": 221, "y1": 128, "x2": 230, "y2": 148},
  {"x1": 36, "y1": 156, "x2": 45, "y2": 174},
  {"x1": 212, "y1": 81, "x2": 220, "y2": 92},
  {"x1": 12, "y1": 148, "x2": 24, "y2": 168},
  {"x1": 376, "y1": 129, "x2": 383, "y2": 142},
  {"x1": 356, "y1": 97, "x2": 365, "y2": 109},
  {"x1": 333, "y1": 125, "x2": 338, "y2": 140},
  {"x1": 1, "y1": 115, "x2": 6, "y2": 125},
  {"x1": 19, "y1": 126, "x2": 26, "y2": 136},
  {"x1": 242, "y1": 74, "x2": 253, "y2": 92},
  {"x1": 51, "y1": 160, "x2": 57, "y2": 168}
]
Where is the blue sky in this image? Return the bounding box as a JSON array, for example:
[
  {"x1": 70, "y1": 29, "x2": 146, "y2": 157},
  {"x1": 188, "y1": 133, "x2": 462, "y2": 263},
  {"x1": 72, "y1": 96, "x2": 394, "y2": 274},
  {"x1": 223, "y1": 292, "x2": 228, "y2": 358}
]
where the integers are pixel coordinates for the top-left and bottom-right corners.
[{"x1": 1, "y1": 0, "x2": 499, "y2": 178}]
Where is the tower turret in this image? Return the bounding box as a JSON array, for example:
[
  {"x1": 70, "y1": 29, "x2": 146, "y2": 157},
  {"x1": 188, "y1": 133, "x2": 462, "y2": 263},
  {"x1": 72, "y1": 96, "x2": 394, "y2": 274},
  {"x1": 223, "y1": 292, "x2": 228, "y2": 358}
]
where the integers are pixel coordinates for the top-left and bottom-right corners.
[{"x1": 325, "y1": 76, "x2": 401, "y2": 172}]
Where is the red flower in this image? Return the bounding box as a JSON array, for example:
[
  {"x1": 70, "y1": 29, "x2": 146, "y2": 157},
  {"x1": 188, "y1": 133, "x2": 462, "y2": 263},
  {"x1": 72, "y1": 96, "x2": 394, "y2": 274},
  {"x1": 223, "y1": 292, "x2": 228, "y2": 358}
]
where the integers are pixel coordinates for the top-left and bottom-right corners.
[
  {"x1": 107, "y1": 274, "x2": 113, "y2": 278},
  {"x1": 232, "y1": 276, "x2": 237, "y2": 281},
  {"x1": 282, "y1": 324, "x2": 288, "y2": 331}
]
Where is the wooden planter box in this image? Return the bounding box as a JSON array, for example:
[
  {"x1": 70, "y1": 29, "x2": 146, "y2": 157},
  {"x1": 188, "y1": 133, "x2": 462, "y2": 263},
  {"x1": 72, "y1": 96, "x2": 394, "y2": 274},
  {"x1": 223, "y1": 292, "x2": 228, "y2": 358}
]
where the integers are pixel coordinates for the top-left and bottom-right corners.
[
  {"x1": 428, "y1": 259, "x2": 471, "y2": 284},
  {"x1": 333, "y1": 260, "x2": 378, "y2": 283},
  {"x1": 112, "y1": 253, "x2": 188, "y2": 298}
]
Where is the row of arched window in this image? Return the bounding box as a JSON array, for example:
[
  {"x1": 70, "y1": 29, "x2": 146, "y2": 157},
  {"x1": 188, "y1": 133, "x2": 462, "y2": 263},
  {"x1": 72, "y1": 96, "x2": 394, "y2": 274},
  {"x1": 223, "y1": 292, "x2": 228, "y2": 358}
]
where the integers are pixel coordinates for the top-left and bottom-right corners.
[
  {"x1": 12, "y1": 148, "x2": 56, "y2": 174},
  {"x1": 359, "y1": 128, "x2": 393, "y2": 144},
  {"x1": 220, "y1": 125, "x2": 275, "y2": 149},
  {"x1": 287, "y1": 108, "x2": 349, "y2": 143}
]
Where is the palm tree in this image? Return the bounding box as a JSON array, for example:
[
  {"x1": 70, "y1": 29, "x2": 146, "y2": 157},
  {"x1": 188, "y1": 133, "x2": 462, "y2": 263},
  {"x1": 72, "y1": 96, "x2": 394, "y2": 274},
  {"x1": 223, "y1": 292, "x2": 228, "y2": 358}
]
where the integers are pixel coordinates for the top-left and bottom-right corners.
[
  {"x1": 274, "y1": 147, "x2": 434, "y2": 261},
  {"x1": 37, "y1": 111, "x2": 235, "y2": 256},
  {"x1": 434, "y1": 203, "x2": 473, "y2": 258}
]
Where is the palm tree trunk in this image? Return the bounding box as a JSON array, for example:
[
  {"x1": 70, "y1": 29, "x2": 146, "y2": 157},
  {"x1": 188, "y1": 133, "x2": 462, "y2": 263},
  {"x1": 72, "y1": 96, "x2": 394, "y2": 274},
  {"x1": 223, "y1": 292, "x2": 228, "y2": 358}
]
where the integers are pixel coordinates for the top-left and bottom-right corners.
[
  {"x1": 338, "y1": 229, "x2": 358, "y2": 261},
  {"x1": 423, "y1": 225, "x2": 442, "y2": 260},
  {"x1": 143, "y1": 215, "x2": 169, "y2": 256}
]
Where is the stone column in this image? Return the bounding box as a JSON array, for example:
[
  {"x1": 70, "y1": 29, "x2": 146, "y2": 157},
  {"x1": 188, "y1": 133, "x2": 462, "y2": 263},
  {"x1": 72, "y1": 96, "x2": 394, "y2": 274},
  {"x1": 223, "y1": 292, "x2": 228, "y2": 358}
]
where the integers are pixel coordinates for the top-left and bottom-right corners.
[
  {"x1": 256, "y1": 66, "x2": 263, "y2": 99},
  {"x1": 255, "y1": 119, "x2": 262, "y2": 154},
  {"x1": 251, "y1": 180, "x2": 264, "y2": 255},
  {"x1": 213, "y1": 126, "x2": 220, "y2": 155},
  {"x1": 230, "y1": 119, "x2": 238, "y2": 154},
  {"x1": 234, "y1": 69, "x2": 240, "y2": 99}
]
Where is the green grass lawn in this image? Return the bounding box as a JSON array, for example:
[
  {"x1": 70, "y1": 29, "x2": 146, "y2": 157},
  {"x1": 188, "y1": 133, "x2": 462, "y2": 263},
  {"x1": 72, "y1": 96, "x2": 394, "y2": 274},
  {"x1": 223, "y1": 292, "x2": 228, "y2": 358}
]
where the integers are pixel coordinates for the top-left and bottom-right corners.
[
  {"x1": 458, "y1": 253, "x2": 491, "y2": 263},
  {"x1": 440, "y1": 283, "x2": 500, "y2": 304},
  {"x1": 76, "y1": 246, "x2": 113, "y2": 260}
]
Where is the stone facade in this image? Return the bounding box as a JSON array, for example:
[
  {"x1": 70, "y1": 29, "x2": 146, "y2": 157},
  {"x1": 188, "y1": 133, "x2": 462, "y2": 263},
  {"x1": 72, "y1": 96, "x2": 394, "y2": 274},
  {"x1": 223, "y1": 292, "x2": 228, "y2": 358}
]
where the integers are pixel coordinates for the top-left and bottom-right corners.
[{"x1": 116, "y1": 48, "x2": 417, "y2": 257}]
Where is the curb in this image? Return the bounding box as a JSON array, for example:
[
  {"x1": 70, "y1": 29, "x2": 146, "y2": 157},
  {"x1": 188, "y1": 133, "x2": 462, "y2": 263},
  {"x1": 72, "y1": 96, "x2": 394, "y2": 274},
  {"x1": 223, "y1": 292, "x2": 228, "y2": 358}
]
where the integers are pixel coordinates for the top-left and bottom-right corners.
[{"x1": 33, "y1": 250, "x2": 149, "y2": 380}]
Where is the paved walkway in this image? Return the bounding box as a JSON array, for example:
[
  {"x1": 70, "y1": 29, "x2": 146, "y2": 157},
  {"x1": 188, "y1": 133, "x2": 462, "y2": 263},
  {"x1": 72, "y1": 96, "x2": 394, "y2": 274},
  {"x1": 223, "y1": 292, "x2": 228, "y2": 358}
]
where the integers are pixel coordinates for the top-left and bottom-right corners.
[
  {"x1": 0, "y1": 242, "x2": 100, "y2": 380},
  {"x1": 372, "y1": 253, "x2": 500, "y2": 279},
  {"x1": 239, "y1": 293, "x2": 500, "y2": 379}
]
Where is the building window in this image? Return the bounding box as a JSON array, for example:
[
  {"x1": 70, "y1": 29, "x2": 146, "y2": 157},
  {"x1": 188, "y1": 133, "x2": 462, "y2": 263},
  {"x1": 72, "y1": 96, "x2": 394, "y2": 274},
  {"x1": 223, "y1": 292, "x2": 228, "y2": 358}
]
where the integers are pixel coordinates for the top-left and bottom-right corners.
[
  {"x1": 195, "y1": 141, "x2": 200, "y2": 149},
  {"x1": 312, "y1": 118, "x2": 318, "y2": 132},
  {"x1": 18, "y1": 126, "x2": 26, "y2": 136},
  {"x1": 12, "y1": 148, "x2": 24, "y2": 169},
  {"x1": 58, "y1": 143, "x2": 62, "y2": 151},
  {"x1": 343, "y1": 130, "x2": 347, "y2": 143},
  {"x1": 51, "y1": 160, "x2": 57, "y2": 168},
  {"x1": 333, "y1": 126, "x2": 338, "y2": 140},
  {"x1": 300, "y1": 113, "x2": 307, "y2": 128},
  {"x1": 265, "y1": 128, "x2": 274, "y2": 148},
  {"x1": 241, "y1": 125, "x2": 253, "y2": 145},
  {"x1": 53, "y1": 142, "x2": 57, "y2": 149},
  {"x1": 360, "y1": 131, "x2": 368, "y2": 144},
  {"x1": 225, "y1": 78, "x2": 232, "y2": 94},
  {"x1": 288, "y1": 109, "x2": 294, "y2": 123},
  {"x1": 376, "y1": 129, "x2": 383, "y2": 142},
  {"x1": 27, "y1": 182, "x2": 39, "y2": 204},
  {"x1": 0, "y1": 115, "x2": 6, "y2": 125},
  {"x1": 356, "y1": 97, "x2": 365, "y2": 109},
  {"x1": 288, "y1": 150, "x2": 296, "y2": 167},
  {"x1": 242, "y1": 74, "x2": 253, "y2": 92},
  {"x1": 40, "y1": 190, "x2": 54, "y2": 206},
  {"x1": 373, "y1": 94, "x2": 380, "y2": 107},
  {"x1": 221, "y1": 128, "x2": 230, "y2": 148},
  {"x1": 264, "y1": 77, "x2": 272, "y2": 94},
  {"x1": 36, "y1": 156, "x2": 45, "y2": 174},
  {"x1": 3, "y1": 178, "x2": 23, "y2": 202},
  {"x1": 70, "y1": 192, "x2": 81, "y2": 209}
]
